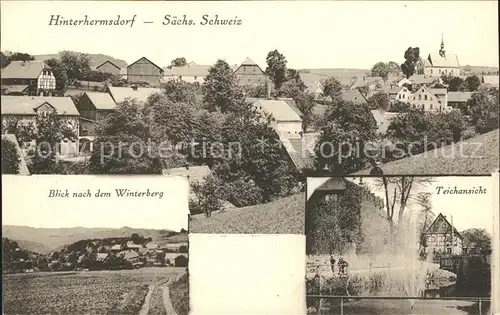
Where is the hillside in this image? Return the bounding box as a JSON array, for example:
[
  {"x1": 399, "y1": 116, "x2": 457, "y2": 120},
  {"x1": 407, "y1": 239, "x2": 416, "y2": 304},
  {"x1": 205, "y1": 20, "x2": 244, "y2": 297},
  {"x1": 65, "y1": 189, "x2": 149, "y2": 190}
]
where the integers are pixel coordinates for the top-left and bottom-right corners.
[
  {"x1": 461, "y1": 65, "x2": 499, "y2": 74},
  {"x1": 32, "y1": 52, "x2": 128, "y2": 68},
  {"x1": 2, "y1": 225, "x2": 186, "y2": 253}
]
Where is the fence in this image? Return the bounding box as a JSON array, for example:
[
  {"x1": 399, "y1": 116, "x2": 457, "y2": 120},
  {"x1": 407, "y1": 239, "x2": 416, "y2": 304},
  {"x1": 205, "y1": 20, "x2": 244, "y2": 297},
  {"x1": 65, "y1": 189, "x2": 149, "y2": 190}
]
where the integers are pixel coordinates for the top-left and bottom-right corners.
[{"x1": 306, "y1": 295, "x2": 491, "y2": 315}]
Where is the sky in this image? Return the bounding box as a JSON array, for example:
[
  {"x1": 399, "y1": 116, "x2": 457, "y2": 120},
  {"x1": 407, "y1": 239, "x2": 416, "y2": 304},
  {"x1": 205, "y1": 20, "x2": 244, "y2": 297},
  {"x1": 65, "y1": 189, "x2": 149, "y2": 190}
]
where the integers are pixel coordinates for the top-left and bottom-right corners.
[
  {"x1": 1, "y1": 1, "x2": 498, "y2": 69},
  {"x1": 2, "y1": 175, "x2": 189, "y2": 231},
  {"x1": 356, "y1": 176, "x2": 495, "y2": 234}
]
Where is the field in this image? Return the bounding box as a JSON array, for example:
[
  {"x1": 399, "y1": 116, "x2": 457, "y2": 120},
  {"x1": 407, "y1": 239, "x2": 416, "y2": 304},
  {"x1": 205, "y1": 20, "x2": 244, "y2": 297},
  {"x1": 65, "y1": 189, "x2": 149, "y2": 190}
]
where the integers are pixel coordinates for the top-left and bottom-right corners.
[
  {"x1": 189, "y1": 193, "x2": 304, "y2": 234},
  {"x1": 3, "y1": 267, "x2": 185, "y2": 315}
]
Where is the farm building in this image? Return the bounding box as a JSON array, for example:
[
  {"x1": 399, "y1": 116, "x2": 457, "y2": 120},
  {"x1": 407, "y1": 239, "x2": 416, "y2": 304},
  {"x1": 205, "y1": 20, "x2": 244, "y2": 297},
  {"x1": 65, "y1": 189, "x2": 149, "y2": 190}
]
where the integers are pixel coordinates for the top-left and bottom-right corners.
[
  {"x1": 163, "y1": 62, "x2": 210, "y2": 84},
  {"x1": 126, "y1": 57, "x2": 164, "y2": 86},
  {"x1": 1, "y1": 60, "x2": 56, "y2": 96},
  {"x1": 424, "y1": 213, "x2": 463, "y2": 256},
  {"x1": 119, "y1": 250, "x2": 141, "y2": 264},
  {"x1": 95, "y1": 60, "x2": 121, "y2": 75},
  {"x1": 234, "y1": 57, "x2": 270, "y2": 87},
  {"x1": 1, "y1": 96, "x2": 81, "y2": 156},
  {"x1": 252, "y1": 98, "x2": 303, "y2": 139},
  {"x1": 164, "y1": 253, "x2": 188, "y2": 267}
]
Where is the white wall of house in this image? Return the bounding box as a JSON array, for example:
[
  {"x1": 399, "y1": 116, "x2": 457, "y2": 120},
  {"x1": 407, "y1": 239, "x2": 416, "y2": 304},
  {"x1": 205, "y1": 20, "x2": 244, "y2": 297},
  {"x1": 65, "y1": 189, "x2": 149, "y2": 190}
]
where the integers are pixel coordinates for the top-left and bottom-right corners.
[
  {"x1": 408, "y1": 87, "x2": 445, "y2": 112},
  {"x1": 163, "y1": 75, "x2": 206, "y2": 84},
  {"x1": 37, "y1": 70, "x2": 56, "y2": 90},
  {"x1": 425, "y1": 233, "x2": 463, "y2": 255},
  {"x1": 424, "y1": 67, "x2": 460, "y2": 77}
]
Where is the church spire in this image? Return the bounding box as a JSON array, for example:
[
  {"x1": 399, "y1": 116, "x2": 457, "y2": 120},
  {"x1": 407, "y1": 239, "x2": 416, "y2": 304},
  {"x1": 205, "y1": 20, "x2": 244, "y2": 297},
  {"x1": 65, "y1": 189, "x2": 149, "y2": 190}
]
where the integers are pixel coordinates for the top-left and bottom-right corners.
[{"x1": 439, "y1": 33, "x2": 446, "y2": 58}]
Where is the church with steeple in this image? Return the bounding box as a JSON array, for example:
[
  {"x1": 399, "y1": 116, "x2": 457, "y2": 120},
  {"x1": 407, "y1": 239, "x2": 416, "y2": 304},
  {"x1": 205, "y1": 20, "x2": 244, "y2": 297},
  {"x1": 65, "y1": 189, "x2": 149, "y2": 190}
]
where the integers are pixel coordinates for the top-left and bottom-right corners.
[{"x1": 421, "y1": 35, "x2": 461, "y2": 77}]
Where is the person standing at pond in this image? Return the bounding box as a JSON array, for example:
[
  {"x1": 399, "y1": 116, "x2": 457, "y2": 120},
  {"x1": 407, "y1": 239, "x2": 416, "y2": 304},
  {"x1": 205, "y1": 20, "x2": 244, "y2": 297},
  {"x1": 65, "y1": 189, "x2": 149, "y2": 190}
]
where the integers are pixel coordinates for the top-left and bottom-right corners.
[
  {"x1": 329, "y1": 255, "x2": 336, "y2": 274},
  {"x1": 338, "y1": 257, "x2": 348, "y2": 275}
]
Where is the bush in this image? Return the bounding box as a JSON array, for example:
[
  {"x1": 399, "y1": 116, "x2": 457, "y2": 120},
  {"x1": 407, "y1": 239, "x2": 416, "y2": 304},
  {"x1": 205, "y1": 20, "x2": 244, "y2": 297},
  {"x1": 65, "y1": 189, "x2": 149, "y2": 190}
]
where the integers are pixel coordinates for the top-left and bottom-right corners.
[
  {"x1": 169, "y1": 273, "x2": 189, "y2": 315},
  {"x1": 1, "y1": 138, "x2": 21, "y2": 174},
  {"x1": 222, "y1": 179, "x2": 263, "y2": 207},
  {"x1": 190, "y1": 175, "x2": 225, "y2": 217}
]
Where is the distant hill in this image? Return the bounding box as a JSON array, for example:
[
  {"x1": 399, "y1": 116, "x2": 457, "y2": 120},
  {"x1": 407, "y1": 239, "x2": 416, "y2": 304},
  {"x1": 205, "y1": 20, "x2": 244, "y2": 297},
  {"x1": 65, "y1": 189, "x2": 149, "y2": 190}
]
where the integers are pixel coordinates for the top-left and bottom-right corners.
[
  {"x1": 32, "y1": 52, "x2": 128, "y2": 69},
  {"x1": 2, "y1": 225, "x2": 186, "y2": 254},
  {"x1": 299, "y1": 68, "x2": 370, "y2": 77}
]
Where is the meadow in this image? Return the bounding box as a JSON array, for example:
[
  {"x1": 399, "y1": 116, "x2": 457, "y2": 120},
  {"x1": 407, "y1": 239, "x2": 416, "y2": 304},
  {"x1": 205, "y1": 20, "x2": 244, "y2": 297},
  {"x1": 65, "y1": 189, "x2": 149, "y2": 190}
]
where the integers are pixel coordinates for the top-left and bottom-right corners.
[{"x1": 3, "y1": 267, "x2": 185, "y2": 315}]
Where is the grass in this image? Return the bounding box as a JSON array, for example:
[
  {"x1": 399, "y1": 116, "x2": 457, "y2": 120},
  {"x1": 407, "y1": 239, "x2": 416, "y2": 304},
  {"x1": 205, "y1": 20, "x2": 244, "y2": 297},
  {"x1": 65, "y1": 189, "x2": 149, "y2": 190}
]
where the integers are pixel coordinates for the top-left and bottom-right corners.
[
  {"x1": 169, "y1": 272, "x2": 189, "y2": 315},
  {"x1": 3, "y1": 267, "x2": 184, "y2": 315},
  {"x1": 353, "y1": 129, "x2": 499, "y2": 175},
  {"x1": 189, "y1": 193, "x2": 304, "y2": 234}
]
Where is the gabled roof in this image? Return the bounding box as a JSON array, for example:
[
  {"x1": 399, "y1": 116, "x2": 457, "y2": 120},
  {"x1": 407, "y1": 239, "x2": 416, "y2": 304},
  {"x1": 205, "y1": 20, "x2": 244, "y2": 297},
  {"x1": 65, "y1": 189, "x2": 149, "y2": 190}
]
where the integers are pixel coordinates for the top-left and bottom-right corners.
[
  {"x1": 0, "y1": 96, "x2": 80, "y2": 116},
  {"x1": 425, "y1": 213, "x2": 462, "y2": 239},
  {"x1": 341, "y1": 89, "x2": 367, "y2": 104},
  {"x1": 96, "y1": 60, "x2": 121, "y2": 70},
  {"x1": 1, "y1": 60, "x2": 50, "y2": 79},
  {"x1": 96, "y1": 253, "x2": 109, "y2": 261},
  {"x1": 448, "y1": 91, "x2": 473, "y2": 103},
  {"x1": 306, "y1": 177, "x2": 346, "y2": 201},
  {"x1": 409, "y1": 75, "x2": 437, "y2": 85},
  {"x1": 254, "y1": 99, "x2": 302, "y2": 122},
  {"x1": 280, "y1": 133, "x2": 318, "y2": 171},
  {"x1": 430, "y1": 88, "x2": 447, "y2": 96},
  {"x1": 240, "y1": 57, "x2": 258, "y2": 66},
  {"x1": 107, "y1": 86, "x2": 162, "y2": 104},
  {"x1": 1, "y1": 85, "x2": 29, "y2": 94},
  {"x1": 127, "y1": 57, "x2": 164, "y2": 73},
  {"x1": 1, "y1": 134, "x2": 30, "y2": 175},
  {"x1": 119, "y1": 250, "x2": 140, "y2": 260},
  {"x1": 84, "y1": 92, "x2": 117, "y2": 110},
  {"x1": 427, "y1": 53, "x2": 460, "y2": 68}
]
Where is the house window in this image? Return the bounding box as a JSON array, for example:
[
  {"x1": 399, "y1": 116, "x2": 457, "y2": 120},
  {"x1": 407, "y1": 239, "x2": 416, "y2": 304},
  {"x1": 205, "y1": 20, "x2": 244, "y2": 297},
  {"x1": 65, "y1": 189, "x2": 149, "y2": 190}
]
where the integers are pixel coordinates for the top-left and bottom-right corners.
[
  {"x1": 430, "y1": 97, "x2": 433, "y2": 101},
  {"x1": 424, "y1": 95, "x2": 428, "y2": 100},
  {"x1": 430, "y1": 104, "x2": 433, "y2": 110},
  {"x1": 194, "y1": 76, "x2": 197, "y2": 80},
  {"x1": 446, "y1": 248, "x2": 451, "y2": 254},
  {"x1": 398, "y1": 94, "x2": 401, "y2": 99},
  {"x1": 430, "y1": 69, "x2": 433, "y2": 75},
  {"x1": 418, "y1": 94, "x2": 422, "y2": 100},
  {"x1": 403, "y1": 94, "x2": 405, "y2": 99},
  {"x1": 439, "y1": 69, "x2": 442, "y2": 74},
  {"x1": 179, "y1": 76, "x2": 182, "y2": 80}
]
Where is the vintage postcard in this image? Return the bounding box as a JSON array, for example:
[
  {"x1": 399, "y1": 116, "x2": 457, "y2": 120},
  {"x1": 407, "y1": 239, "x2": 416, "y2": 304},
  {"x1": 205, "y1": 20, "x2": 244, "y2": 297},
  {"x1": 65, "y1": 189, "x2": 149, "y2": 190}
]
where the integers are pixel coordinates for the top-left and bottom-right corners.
[
  {"x1": 305, "y1": 175, "x2": 497, "y2": 315},
  {"x1": 2, "y1": 175, "x2": 189, "y2": 315},
  {"x1": 1, "y1": 1, "x2": 498, "y2": 236}
]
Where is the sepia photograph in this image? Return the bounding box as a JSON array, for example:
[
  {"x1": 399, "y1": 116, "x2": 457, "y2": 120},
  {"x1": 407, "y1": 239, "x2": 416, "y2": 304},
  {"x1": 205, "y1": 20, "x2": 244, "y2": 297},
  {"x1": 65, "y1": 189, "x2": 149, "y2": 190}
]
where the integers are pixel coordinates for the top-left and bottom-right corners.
[
  {"x1": 1, "y1": 1, "x2": 498, "y2": 234},
  {"x1": 1, "y1": 175, "x2": 189, "y2": 315},
  {"x1": 305, "y1": 176, "x2": 494, "y2": 315}
]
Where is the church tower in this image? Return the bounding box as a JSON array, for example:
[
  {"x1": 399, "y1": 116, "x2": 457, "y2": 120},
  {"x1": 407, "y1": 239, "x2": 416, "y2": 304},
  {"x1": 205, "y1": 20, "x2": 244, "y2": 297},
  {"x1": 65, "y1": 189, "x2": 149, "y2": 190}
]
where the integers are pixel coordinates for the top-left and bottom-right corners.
[{"x1": 439, "y1": 34, "x2": 446, "y2": 58}]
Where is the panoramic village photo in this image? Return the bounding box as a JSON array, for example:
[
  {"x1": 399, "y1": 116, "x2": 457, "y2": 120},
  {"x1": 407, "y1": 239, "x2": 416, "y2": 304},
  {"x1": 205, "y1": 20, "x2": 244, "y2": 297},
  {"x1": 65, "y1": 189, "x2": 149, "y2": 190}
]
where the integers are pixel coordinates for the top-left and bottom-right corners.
[
  {"x1": 1, "y1": 1, "x2": 498, "y2": 234},
  {"x1": 305, "y1": 176, "x2": 494, "y2": 315},
  {"x1": 1, "y1": 176, "x2": 189, "y2": 315}
]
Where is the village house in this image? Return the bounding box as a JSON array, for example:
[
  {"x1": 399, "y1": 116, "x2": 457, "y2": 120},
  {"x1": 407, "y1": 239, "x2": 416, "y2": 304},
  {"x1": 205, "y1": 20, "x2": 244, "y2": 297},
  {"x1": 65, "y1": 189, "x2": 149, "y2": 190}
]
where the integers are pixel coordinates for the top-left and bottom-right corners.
[
  {"x1": 234, "y1": 57, "x2": 269, "y2": 87},
  {"x1": 341, "y1": 89, "x2": 367, "y2": 105},
  {"x1": 164, "y1": 253, "x2": 189, "y2": 267},
  {"x1": 387, "y1": 86, "x2": 412, "y2": 103},
  {"x1": 408, "y1": 85, "x2": 448, "y2": 112},
  {"x1": 253, "y1": 98, "x2": 303, "y2": 139},
  {"x1": 107, "y1": 86, "x2": 162, "y2": 104},
  {"x1": 406, "y1": 75, "x2": 439, "y2": 91},
  {"x1": 126, "y1": 57, "x2": 164, "y2": 86},
  {"x1": 163, "y1": 242, "x2": 188, "y2": 253},
  {"x1": 447, "y1": 91, "x2": 473, "y2": 112},
  {"x1": 119, "y1": 250, "x2": 141, "y2": 264},
  {"x1": 126, "y1": 241, "x2": 144, "y2": 252},
  {"x1": 299, "y1": 72, "x2": 328, "y2": 100},
  {"x1": 307, "y1": 177, "x2": 347, "y2": 205},
  {"x1": 1, "y1": 96, "x2": 80, "y2": 155},
  {"x1": 1, "y1": 60, "x2": 57, "y2": 96},
  {"x1": 424, "y1": 213, "x2": 463, "y2": 256},
  {"x1": 95, "y1": 61, "x2": 121, "y2": 76},
  {"x1": 110, "y1": 244, "x2": 125, "y2": 252},
  {"x1": 420, "y1": 36, "x2": 461, "y2": 77},
  {"x1": 163, "y1": 62, "x2": 210, "y2": 84}
]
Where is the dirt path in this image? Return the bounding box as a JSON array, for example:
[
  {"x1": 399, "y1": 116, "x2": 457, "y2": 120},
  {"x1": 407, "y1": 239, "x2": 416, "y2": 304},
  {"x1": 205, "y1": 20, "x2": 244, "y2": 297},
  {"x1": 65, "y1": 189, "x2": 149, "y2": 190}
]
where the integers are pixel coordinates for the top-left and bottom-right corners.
[
  {"x1": 162, "y1": 283, "x2": 178, "y2": 315},
  {"x1": 139, "y1": 284, "x2": 156, "y2": 315}
]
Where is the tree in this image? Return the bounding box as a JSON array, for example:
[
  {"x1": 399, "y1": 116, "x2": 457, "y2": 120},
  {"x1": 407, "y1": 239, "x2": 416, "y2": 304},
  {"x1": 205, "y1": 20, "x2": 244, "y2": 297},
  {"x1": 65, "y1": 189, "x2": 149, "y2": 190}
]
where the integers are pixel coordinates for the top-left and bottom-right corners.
[
  {"x1": 294, "y1": 92, "x2": 316, "y2": 132},
  {"x1": 461, "y1": 228, "x2": 491, "y2": 252},
  {"x1": 130, "y1": 233, "x2": 142, "y2": 244},
  {"x1": 442, "y1": 75, "x2": 465, "y2": 92},
  {"x1": 2, "y1": 117, "x2": 36, "y2": 147},
  {"x1": 388, "y1": 101, "x2": 411, "y2": 112},
  {"x1": 322, "y1": 77, "x2": 343, "y2": 103},
  {"x1": 58, "y1": 51, "x2": 91, "y2": 82},
  {"x1": 162, "y1": 79, "x2": 199, "y2": 104},
  {"x1": 190, "y1": 175, "x2": 225, "y2": 217},
  {"x1": 367, "y1": 93, "x2": 390, "y2": 110},
  {"x1": 467, "y1": 88, "x2": 499, "y2": 133},
  {"x1": 463, "y1": 75, "x2": 481, "y2": 92},
  {"x1": 371, "y1": 62, "x2": 390, "y2": 80},
  {"x1": 30, "y1": 111, "x2": 77, "y2": 174},
  {"x1": 416, "y1": 192, "x2": 435, "y2": 250},
  {"x1": 315, "y1": 101, "x2": 377, "y2": 174},
  {"x1": 265, "y1": 49, "x2": 287, "y2": 89},
  {"x1": 203, "y1": 59, "x2": 245, "y2": 113},
  {"x1": 401, "y1": 47, "x2": 420, "y2": 78},
  {"x1": 1, "y1": 138, "x2": 20, "y2": 174},
  {"x1": 171, "y1": 57, "x2": 187, "y2": 67}
]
